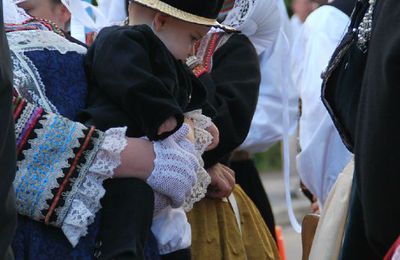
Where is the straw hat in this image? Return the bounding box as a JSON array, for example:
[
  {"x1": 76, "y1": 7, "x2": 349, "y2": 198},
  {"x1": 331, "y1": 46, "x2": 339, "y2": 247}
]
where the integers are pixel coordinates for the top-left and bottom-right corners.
[{"x1": 131, "y1": 0, "x2": 235, "y2": 31}]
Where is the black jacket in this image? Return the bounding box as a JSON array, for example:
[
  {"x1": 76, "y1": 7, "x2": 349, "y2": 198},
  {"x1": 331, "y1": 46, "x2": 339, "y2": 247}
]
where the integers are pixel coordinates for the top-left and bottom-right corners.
[
  {"x1": 201, "y1": 34, "x2": 260, "y2": 168},
  {"x1": 323, "y1": 0, "x2": 400, "y2": 257},
  {"x1": 353, "y1": 0, "x2": 400, "y2": 256},
  {"x1": 0, "y1": 2, "x2": 17, "y2": 259},
  {"x1": 81, "y1": 25, "x2": 207, "y2": 140}
]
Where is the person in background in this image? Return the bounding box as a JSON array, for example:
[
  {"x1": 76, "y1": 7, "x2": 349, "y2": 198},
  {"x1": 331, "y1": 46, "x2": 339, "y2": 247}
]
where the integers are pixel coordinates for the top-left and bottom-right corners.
[
  {"x1": 290, "y1": 0, "x2": 319, "y2": 42},
  {"x1": 186, "y1": 0, "x2": 281, "y2": 258},
  {"x1": 321, "y1": 0, "x2": 400, "y2": 257},
  {"x1": 328, "y1": 0, "x2": 400, "y2": 257},
  {"x1": 230, "y1": 0, "x2": 299, "y2": 241},
  {"x1": 0, "y1": 1, "x2": 16, "y2": 259},
  {"x1": 292, "y1": 0, "x2": 355, "y2": 208}
]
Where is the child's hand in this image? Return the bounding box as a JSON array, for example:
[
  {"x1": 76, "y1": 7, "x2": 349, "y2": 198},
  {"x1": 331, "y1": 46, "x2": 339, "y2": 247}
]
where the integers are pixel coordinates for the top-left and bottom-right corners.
[
  {"x1": 206, "y1": 163, "x2": 235, "y2": 199},
  {"x1": 158, "y1": 116, "x2": 178, "y2": 135},
  {"x1": 184, "y1": 117, "x2": 195, "y2": 143},
  {"x1": 205, "y1": 123, "x2": 219, "y2": 151}
]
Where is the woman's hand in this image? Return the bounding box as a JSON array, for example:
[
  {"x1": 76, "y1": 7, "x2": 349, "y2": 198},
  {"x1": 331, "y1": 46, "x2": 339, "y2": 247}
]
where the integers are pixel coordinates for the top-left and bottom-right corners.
[
  {"x1": 205, "y1": 123, "x2": 219, "y2": 151},
  {"x1": 206, "y1": 163, "x2": 235, "y2": 199}
]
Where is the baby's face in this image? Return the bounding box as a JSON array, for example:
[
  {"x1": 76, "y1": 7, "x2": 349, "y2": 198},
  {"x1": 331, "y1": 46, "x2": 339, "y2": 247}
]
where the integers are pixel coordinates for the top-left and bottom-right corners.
[{"x1": 155, "y1": 17, "x2": 210, "y2": 61}]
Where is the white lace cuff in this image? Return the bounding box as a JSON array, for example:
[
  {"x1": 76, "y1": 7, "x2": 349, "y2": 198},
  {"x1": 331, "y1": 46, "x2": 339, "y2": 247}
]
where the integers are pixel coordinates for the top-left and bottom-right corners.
[
  {"x1": 182, "y1": 110, "x2": 213, "y2": 211},
  {"x1": 62, "y1": 127, "x2": 127, "y2": 246}
]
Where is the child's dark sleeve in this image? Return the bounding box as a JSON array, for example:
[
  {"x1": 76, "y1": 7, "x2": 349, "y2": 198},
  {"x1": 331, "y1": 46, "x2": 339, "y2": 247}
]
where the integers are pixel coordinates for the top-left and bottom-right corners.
[
  {"x1": 201, "y1": 34, "x2": 261, "y2": 168},
  {"x1": 85, "y1": 27, "x2": 184, "y2": 140}
]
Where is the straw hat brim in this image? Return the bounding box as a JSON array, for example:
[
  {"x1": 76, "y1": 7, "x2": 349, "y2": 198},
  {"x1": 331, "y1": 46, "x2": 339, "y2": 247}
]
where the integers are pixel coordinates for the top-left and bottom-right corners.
[{"x1": 134, "y1": 0, "x2": 237, "y2": 32}]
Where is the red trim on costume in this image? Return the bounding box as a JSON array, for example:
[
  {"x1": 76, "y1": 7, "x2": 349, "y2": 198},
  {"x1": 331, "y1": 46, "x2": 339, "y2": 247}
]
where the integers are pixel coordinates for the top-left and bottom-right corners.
[
  {"x1": 14, "y1": 98, "x2": 26, "y2": 120},
  {"x1": 17, "y1": 107, "x2": 43, "y2": 154}
]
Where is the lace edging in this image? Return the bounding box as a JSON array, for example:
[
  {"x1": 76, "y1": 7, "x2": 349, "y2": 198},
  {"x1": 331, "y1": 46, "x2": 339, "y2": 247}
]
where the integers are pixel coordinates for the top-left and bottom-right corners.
[
  {"x1": 61, "y1": 127, "x2": 127, "y2": 246},
  {"x1": 7, "y1": 30, "x2": 87, "y2": 55},
  {"x1": 222, "y1": 0, "x2": 256, "y2": 29},
  {"x1": 183, "y1": 110, "x2": 212, "y2": 211}
]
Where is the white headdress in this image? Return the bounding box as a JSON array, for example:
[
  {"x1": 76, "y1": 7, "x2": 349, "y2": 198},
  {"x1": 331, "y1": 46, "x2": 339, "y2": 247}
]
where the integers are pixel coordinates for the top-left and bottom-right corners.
[
  {"x1": 222, "y1": 0, "x2": 281, "y2": 55},
  {"x1": 2, "y1": 0, "x2": 31, "y2": 24}
]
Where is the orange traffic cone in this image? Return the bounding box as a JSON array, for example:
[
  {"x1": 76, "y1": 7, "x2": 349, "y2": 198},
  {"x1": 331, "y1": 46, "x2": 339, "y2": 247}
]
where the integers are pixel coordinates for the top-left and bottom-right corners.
[{"x1": 275, "y1": 226, "x2": 286, "y2": 260}]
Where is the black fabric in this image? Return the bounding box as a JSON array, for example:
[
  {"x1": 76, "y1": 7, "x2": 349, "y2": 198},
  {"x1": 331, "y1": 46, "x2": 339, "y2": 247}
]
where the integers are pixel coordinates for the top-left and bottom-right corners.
[
  {"x1": 329, "y1": 0, "x2": 357, "y2": 17},
  {"x1": 324, "y1": 0, "x2": 400, "y2": 257},
  {"x1": 230, "y1": 159, "x2": 277, "y2": 242},
  {"x1": 153, "y1": 0, "x2": 224, "y2": 19},
  {"x1": 0, "y1": 2, "x2": 17, "y2": 259},
  {"x1": 321, "y1": 0, "x2": 371, "y2": 152},
  {"x1": 80, "y1": 25, "x2": 207, "y2": 140},
  {"x1": 340, "y1": 178, "x2": 377, "y2": 259},
  {"x1": 161, "y1": 248, "x2": 191, "y2": 260},
  {"x1": 96, "y1": 178, "x2": 154, "y2": 260},
  {"x1": 201, "y1": 34, "x2": 260, "y2": 168},
  {"x1": 350, "y1": 0, "x2": 400, "y2": 256}
]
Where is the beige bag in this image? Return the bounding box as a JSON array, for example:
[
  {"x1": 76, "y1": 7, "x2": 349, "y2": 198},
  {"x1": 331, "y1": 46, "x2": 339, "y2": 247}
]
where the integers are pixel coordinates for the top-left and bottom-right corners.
[{"x1": 308, "y1": 159, "x2": 354, "y2": 260}]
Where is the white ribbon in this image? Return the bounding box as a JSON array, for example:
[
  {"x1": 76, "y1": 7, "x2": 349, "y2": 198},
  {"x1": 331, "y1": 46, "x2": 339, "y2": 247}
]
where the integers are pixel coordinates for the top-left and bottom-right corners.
[{"x1": 281, "y1": 27, "x2": 302, "y2": 233}]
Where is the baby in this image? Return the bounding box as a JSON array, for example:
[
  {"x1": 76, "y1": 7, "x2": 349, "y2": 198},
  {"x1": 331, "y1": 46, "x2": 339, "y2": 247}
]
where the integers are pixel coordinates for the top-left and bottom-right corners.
[{"x1": 81, "y1": 0, "x2": 227, "y2": 257}]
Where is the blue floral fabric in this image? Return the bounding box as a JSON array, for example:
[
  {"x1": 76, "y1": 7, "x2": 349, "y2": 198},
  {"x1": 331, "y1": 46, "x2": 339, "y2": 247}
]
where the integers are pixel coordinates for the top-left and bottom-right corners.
[
  {"x1": 11, "y1": 42, "x2": 100, "y2": 260},
  {"x1": 24, "y1": 50, "x2": 87, "y2": 120},
  {"x1": 13, "y1": 215, "x2": 100, "y2": 260}
]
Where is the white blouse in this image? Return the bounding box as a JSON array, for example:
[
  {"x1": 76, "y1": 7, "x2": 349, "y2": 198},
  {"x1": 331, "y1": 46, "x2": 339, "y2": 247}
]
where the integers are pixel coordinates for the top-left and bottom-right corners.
[{"x1": 292, "y1": 5, "x2": 352, "y2": 206}]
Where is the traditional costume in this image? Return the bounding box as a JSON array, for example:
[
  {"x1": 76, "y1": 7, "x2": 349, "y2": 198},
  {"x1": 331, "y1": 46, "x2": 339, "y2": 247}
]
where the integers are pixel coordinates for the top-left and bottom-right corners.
[
  {"x1": 81, "y1": 24, "x2": 208, "y2": 140},
  {"x1": 186, "y1": 0, "x2": 281, "y2": 259},
  {"x1": 3, "y1": 3, "x2": 158, "y2": 258},
  {"x1": 322, "y1": 0, "x2": 400, "y2": 258},
  {"x1": 80, "y1": 1, "x2": 235, "y2": 258},
  {"x1": 230, "y1": 0, "x2": 299, "y2": 239},
  {"x1": 5, "y1": 18, "x2": 142, "y2": 259}
]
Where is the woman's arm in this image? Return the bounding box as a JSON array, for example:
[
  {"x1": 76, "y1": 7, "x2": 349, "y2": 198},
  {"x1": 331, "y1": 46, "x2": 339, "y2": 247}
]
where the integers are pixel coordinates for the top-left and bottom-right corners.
[
  {"x1": 12, "y1": 95, "x2": 156, "y2": 245},
  {"x1": 13, "y1": 95, "x2": 199, "y2": 246},
  {"x1": 114, "y1": 137, "x2": 154, "y2": 179}
]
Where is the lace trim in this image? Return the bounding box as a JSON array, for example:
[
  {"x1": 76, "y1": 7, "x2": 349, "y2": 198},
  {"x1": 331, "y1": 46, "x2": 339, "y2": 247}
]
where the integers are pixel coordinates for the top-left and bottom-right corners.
[
  {"x1": 222, "y1": 0, "x2": 256, "y2": 29},
  {"x1": 183, "y1": 110, "x2": 213, "y2": 211},
  {"x1": 196, "y1": 32, "x2": 233, "y2": 73},
  {"x1": 11, "y1": 51, "x2": 59, "y2": 114},
  {"x1": 62, "y1": 127, "x2": 127, "y2": 246},
  {"x1": 7, "y1": 30, "x2": 87, "y2": 55},
  {"x1": 15, "y1": 114, "x2": 87, "y2": 220}
]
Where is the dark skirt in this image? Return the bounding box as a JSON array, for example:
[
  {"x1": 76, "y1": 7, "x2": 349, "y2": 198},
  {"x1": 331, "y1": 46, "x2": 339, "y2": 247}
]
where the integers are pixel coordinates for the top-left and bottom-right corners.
[{"x1": 12, "y1": 178, "x2": 159, "y2": 260}]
